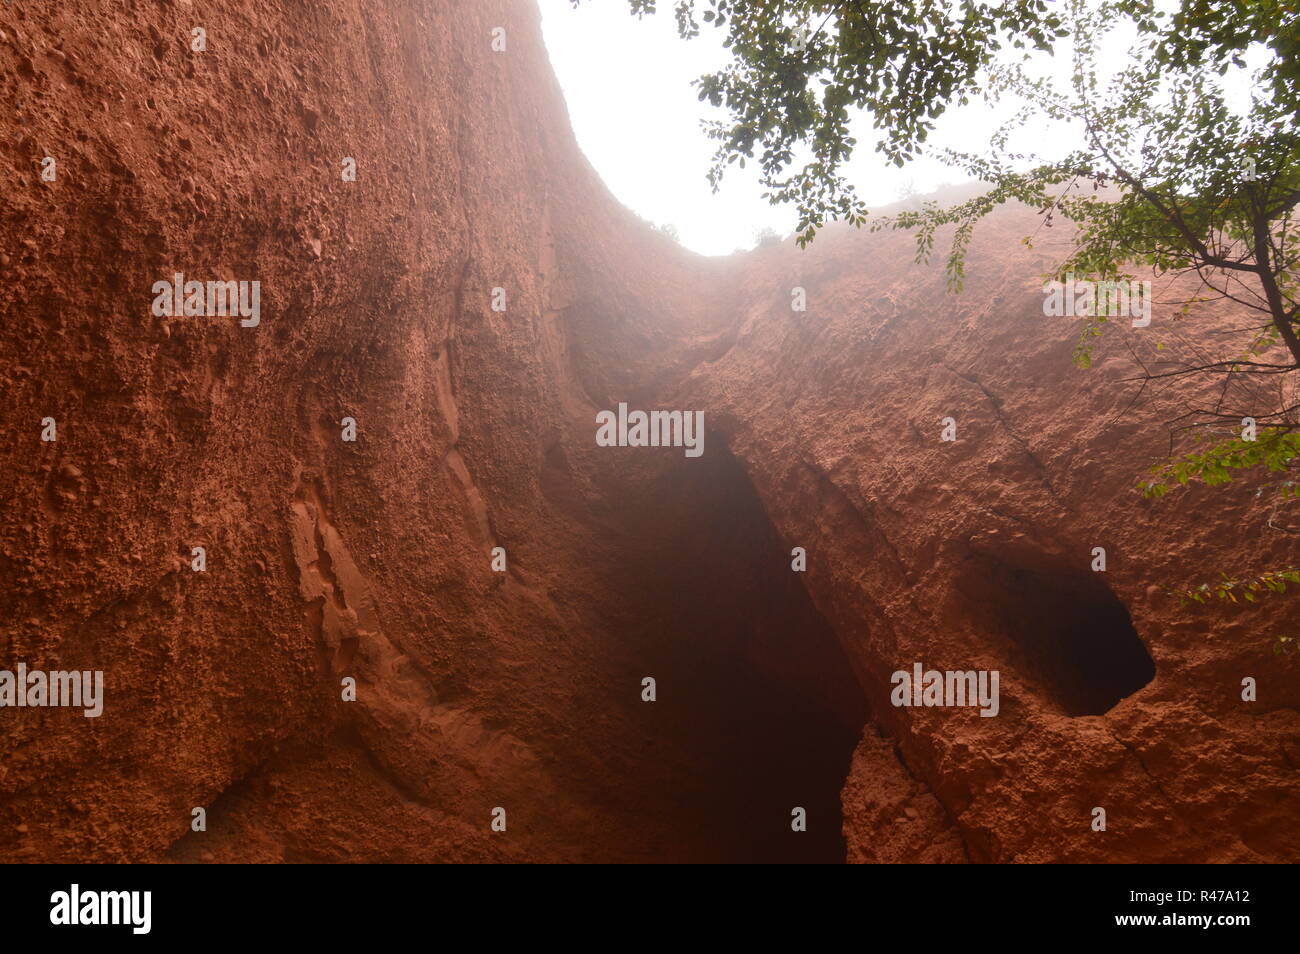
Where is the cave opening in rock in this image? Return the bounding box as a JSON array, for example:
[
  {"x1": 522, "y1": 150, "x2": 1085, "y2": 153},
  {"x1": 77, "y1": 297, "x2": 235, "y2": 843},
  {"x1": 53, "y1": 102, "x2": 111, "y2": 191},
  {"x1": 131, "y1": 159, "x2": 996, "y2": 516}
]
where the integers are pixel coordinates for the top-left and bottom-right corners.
[
  {"x1": 604, "y1": 441, "x2": 870, "y2": 863},
  {"x1": 954, "y1": 550, "x2": 1155, "y2": 716}
]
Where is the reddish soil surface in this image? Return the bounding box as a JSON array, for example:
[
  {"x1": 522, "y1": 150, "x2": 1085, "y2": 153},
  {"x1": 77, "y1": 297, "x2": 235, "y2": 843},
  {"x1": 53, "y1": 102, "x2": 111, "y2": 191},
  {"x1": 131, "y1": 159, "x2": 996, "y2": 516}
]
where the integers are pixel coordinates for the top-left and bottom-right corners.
[{"x1": 1, "y1": 0, "x2": 1296, "y2": 863}]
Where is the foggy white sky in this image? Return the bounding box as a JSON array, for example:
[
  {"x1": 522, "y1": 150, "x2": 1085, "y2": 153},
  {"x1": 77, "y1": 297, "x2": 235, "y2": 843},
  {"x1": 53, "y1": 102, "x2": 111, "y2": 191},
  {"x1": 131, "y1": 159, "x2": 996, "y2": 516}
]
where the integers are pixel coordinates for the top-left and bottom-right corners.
[
  {"x1": 538, "y1": 1, "x2": 1266, "y2": 257},
  {"x1": 537, "y1": 0, "x2": 1028, "y2": 255}
]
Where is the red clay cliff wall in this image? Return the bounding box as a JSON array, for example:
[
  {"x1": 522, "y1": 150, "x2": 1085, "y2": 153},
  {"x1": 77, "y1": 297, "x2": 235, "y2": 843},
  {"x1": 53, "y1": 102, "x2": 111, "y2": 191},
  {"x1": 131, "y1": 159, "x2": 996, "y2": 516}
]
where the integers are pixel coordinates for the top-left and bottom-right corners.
[{"x1": 1, "y1": 0, "x2": 1295, "y2": 863}]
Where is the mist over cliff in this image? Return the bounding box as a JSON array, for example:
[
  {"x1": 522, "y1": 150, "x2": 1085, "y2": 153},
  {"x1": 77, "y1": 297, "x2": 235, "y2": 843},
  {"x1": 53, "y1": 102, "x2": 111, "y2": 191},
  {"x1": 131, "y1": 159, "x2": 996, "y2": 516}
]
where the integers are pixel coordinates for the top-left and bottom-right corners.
[{"x1": 1, "y1": 0, "x2": 1296, "y2": 864}]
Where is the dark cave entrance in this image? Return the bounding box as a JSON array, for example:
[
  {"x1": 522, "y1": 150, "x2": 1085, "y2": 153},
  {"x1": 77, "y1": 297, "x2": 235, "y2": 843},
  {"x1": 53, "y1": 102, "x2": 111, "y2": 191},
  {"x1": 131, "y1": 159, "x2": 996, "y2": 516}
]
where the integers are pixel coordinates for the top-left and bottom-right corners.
[
  {"x1": 954, "y1": 550, "x2": 1155, "y2": 716},
  {"x1": 605, "y1": 441, "x2": 869, "y2": 863}
]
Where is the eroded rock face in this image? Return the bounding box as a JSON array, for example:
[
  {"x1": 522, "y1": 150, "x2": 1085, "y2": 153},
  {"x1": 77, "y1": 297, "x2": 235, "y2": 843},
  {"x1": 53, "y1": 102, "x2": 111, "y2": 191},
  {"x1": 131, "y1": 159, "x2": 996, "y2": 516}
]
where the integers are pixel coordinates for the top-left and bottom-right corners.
[
  {"x1": 1, "y1": 0, "x2": 1295, "y2": 863},
  {"x1": 678, "y1": 213, "x2": 1300, "y2": 862}
]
